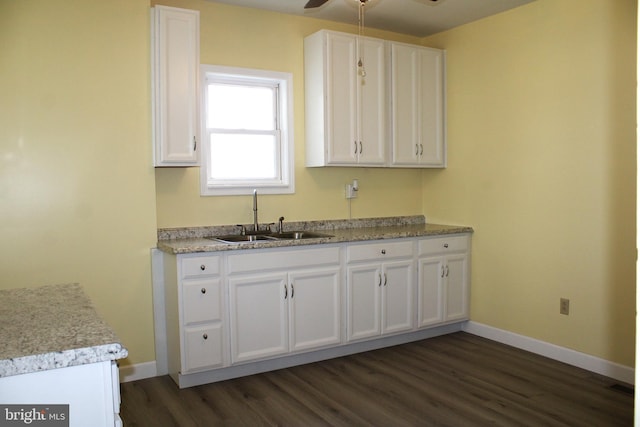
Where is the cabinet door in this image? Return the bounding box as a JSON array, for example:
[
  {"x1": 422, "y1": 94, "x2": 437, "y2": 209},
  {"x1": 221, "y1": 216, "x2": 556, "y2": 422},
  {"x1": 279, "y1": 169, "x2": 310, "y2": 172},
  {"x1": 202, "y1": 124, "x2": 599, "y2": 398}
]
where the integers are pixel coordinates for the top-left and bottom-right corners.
[
  {"x1": 326, "y1": 32, "x2": 358, "y2": 165},
  {"x1": 152, "y1": 6, "x2": 199, "y2": 166},
  {"x1": 357, "y1": 37, "x2": 387, "y2": 166},
  {"x1": 229, "y1": 273, "x2": 288, "y2": 363},
  {"x1": 444, "y1": 253, "x2": 469, "y2": 322},
  {"x1": 381, "y1": 259, "x2": 414, "y2": 334},
  {"x1": 346, "y1": 263, "x2": 381, "y2": 341},
  {"x1": 390, "y1": 43, "x2": 420, "y2": 166},
  {"x1": 417, "y1": 256, "x2": 444, "y2": 327},
  {"x1": 390, "y1": 43, "x2": 445, "y2": 168},
  {"x1": 289, "y1": 267, "x2": 341, "y2": 352}
]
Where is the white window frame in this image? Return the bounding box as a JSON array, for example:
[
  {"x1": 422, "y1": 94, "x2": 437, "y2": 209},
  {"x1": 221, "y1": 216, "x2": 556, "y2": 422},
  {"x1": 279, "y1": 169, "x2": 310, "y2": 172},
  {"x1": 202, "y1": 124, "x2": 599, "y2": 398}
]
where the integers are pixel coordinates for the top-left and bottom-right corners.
[{"x1": 200, "y1": 65, "x2": 295, "y2": 196}]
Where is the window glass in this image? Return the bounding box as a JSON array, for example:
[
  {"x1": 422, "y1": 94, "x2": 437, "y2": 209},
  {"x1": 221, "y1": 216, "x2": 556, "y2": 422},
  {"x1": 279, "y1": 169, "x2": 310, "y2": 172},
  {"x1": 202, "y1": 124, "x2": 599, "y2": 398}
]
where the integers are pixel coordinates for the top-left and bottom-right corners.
[{"x1": 200, "y1": 65, "x2": 294, "y2": 196}]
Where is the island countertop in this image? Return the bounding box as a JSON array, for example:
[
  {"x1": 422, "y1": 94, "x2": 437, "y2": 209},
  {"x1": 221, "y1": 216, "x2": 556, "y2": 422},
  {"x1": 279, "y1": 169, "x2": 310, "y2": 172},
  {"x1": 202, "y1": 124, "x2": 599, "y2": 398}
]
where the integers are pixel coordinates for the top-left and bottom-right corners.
[
  {"x1": 157, "y1": 215, "x2": 473, "y2": 254},
  {"x1": 0, "y1": 283, "x2": 128, "y2": 378}
]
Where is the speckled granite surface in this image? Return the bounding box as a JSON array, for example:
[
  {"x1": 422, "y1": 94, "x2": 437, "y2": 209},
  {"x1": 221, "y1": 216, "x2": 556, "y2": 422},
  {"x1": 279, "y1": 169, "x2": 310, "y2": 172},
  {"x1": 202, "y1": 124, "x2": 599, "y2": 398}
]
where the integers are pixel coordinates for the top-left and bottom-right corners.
[
  {"x1": 0, "y1": 283, "x2": 128, "y2": 378},
  {"x1": 157, "y1": 215, "x2": 473, "y2": 254}
]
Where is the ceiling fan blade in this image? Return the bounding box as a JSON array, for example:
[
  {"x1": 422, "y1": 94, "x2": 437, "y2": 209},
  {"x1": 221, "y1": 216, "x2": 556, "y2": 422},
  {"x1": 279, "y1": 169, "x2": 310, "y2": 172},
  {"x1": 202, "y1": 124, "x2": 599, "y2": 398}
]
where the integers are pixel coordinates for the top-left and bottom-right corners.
[{"x1": 304, "y1": 0, "x2": 330, "y2": 9}]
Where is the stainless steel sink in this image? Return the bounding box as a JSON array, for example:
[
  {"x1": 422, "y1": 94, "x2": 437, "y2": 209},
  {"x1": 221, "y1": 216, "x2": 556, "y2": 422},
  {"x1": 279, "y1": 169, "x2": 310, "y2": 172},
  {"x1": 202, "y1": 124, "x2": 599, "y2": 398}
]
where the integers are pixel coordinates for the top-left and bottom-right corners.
[
  {"x1": 210, "y1": 234, "x2": 278, "y2": 244},
  {"x1": 272, "y1": 231, "x2": 333, "y2": 240},
  {"x1": 210, "y1": 230, "x2": 332, "y2": 244}
]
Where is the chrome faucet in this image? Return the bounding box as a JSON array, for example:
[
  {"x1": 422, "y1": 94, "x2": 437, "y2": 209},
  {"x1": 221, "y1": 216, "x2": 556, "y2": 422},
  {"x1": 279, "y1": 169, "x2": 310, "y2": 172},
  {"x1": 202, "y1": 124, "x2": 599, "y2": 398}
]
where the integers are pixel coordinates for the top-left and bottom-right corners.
[{"x1": 252, "y1": 189, "x2": 259, "y2": 232}]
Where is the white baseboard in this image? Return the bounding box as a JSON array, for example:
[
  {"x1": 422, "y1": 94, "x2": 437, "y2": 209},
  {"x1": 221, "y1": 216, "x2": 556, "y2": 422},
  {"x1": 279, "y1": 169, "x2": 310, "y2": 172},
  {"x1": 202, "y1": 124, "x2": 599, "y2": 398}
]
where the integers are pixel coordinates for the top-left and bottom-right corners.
[
  {"x1": 119, "y1": 361, "x2": 157, "y2": 383},
  {"x1": 463, "y1": 321, "x2": 635, "y2": 385}
]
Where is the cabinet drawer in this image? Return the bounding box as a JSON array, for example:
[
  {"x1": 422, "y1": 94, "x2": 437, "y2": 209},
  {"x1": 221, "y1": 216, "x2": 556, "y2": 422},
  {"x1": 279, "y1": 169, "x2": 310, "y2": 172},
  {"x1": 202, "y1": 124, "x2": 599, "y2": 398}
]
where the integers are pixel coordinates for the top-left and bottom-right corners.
[
  {"x1": 181, "y1": 255, "x2": 221, "y2": 278},
  {"x1": 347, "y1": 240, "x2": 414, "y2": 263},
  {"x1": 183, "y1": 324, "x2": 223, "y2": 372},
  {"x1": 182, "y1": 279, "x2": 221, "y2": 324},
  {"x1": 227, "y1": 246, "x2": 341, "y2": 274},
  {"x1": 419, "y1": 235, "x2": 469, "y2": 256}
]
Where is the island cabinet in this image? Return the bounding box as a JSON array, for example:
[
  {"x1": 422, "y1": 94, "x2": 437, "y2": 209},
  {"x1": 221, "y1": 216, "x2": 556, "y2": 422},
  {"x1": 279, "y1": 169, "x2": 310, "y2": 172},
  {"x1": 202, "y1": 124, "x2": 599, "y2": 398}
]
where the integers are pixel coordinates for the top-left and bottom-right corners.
[
  {"x1": 390, "y1": 42, "x2": 446, "y2": 168},
  {"x1": 346, "y1": 240, "x2": 415, "y2": 341},
  {"x1": 304, "y1": 30, "x2": 387, "y2": 167},
  {"x1": 0, "y1": 284, "x2": 127, "y2": 427},
  {"x1": 164, "y1": 253, "x2": 226, "y2": 378},
  {"x1": 151, "y1": 5, "x2": 200, "y2": 166},
  {"x1": 226, "y1": 245, "x2": 342, "y2": 364},
  {"x1": 417, "y1": 235, "x2": 470, "y2": 328}
]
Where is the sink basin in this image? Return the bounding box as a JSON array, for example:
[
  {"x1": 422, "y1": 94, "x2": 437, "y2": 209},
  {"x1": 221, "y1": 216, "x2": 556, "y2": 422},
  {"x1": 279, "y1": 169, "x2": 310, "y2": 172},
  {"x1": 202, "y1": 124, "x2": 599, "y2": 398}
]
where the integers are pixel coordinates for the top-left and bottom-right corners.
[
  {"x1": 210, "y1": 234, "x2": 278, "y2": 244},
  {"x1": 210, "y1": 231, "x2": 333, "y2": 244},
  {"x1": 272, "y1": 231, "x2": 333, "y2": 240}
]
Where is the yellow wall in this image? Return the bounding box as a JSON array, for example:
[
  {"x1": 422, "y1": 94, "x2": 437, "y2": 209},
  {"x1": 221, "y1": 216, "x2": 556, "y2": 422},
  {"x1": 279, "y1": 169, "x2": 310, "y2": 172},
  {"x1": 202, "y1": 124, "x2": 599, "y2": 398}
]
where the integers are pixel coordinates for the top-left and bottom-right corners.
[
  {"x1": 153, "y1": 0, "x2": 425, "y2": 228},
  {"x1": 422, "y1": 0, "x2": 637, "y2": 366},
  {"x1": 1, "y1": 0, "x2": 635, "y2": 370},
  {"x1": 0, "y1": 0, "x2": 158, "y2": 366}
]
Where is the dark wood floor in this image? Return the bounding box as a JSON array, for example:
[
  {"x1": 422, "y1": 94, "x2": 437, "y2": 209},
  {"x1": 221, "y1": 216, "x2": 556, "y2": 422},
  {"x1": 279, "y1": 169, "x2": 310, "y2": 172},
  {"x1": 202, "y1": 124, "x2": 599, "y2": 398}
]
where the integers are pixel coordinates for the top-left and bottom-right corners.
[{"x1": 120, "y1": 332, "x2": 633, "y2": 426}]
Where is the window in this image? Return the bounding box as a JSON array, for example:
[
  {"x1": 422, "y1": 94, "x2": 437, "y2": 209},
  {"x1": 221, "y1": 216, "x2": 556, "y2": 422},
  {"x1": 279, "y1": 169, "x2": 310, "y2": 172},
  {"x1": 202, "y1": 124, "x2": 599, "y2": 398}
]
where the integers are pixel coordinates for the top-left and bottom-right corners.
[{"x1": 200, "y1": 65, "x2": 294, "y2": 196}]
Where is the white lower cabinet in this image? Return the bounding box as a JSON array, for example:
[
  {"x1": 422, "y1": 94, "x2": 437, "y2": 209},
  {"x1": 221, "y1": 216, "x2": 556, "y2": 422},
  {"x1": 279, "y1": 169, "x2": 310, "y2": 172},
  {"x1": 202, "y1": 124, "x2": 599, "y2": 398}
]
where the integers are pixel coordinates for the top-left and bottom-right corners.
[
  {"x1": 346, "y1": 240, "x2": 414, "y2": 341},
  {"x1": 161, "y1": 233, "x2": 471, "y2": 387},
  {"x1": 227, "y1": 246, "x2": 342, "y2": 364},
  {"x1": 417, "y1": 235, "x2": 470, "y2": 327}
]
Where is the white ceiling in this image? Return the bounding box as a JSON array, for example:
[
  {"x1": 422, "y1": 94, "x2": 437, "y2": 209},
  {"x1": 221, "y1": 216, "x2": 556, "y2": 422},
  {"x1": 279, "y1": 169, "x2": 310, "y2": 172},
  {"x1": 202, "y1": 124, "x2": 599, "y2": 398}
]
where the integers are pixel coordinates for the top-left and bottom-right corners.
[{"x1": 206, "y1": 0, "x2": 536, "y2": 37}]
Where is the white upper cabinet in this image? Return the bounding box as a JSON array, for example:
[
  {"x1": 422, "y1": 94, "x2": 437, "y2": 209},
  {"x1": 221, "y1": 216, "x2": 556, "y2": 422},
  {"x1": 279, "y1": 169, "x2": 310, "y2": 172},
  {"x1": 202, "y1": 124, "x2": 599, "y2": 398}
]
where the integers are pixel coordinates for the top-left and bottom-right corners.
[
  {"x1": 390, "y1": 42, "x2": 446, "y2": 168},
  {"x1": 304, "y1": 30, "x2": 446, "y2": 168},
  {"x1": 151, "y1": 6, "x2": 200, "y2": 167},
  {"x1": 304, "y1": 30, "x2": 387, "y2": 167}
]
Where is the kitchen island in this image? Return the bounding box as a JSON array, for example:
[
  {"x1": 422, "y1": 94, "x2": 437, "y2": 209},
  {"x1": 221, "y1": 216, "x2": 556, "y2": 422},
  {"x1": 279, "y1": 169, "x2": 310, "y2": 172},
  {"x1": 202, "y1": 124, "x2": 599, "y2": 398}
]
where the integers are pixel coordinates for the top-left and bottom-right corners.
[{"x1": 0, "y1": 283, "x2": 128, "y2": 427}]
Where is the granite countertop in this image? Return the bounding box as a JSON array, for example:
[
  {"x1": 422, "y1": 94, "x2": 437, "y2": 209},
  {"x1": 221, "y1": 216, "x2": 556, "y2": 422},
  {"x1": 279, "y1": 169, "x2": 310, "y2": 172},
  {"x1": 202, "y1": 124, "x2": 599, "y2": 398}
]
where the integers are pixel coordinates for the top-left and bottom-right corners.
[
  {"x1": 157, "y1": 215, "x2": 473, "y2": 255},
  {"x1": 0, "y1": 283, "x2": 128, "y2": 378}
]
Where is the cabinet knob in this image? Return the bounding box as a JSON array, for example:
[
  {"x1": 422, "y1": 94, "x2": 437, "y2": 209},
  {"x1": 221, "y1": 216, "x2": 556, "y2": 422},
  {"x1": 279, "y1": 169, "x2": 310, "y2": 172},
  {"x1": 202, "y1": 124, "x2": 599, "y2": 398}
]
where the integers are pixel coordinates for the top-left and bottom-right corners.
[
  {"x1": 203, "y1": 333, "x2": 208, "y2": 340},
  {"x1": 443, "y1": 243, "x2": 449, "y2": 248},
  {"x1": 200, "y1": 264, "x2": 206, "y2": 271},
  {"x1": 201, "y1": 288, "x2": 206, "y2": 294},
  {"x1": 381, "y1": 249, "x2": 386, "y2": 255}
]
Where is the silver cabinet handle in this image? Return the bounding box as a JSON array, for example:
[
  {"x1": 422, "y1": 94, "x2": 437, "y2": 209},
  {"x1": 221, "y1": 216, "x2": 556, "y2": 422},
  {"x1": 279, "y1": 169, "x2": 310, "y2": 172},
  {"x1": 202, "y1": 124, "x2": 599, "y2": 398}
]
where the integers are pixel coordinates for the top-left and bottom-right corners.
[
  {"x1": 201, "y1": 288, "x2": 206, "y2": 294},
  {"x1": 354, "y1": 141, "x2": 358, "y2": 154},
  {"x1": 445, "y1": 266, "x2": 449, "y2": 277},
  {"x1": 284, "y1": 283, "x2": 288, "y2": 299},
  {"x1": 383, "y1": 273, "x2": 387, "y2": 286},
  {"x1": 443, "y1": 243, "x2": 449, "y2": 248},
  {"x1": 200, "y1": 265, "x2": 206, "y2": 271},
  {"x1": 359, "y1": 141, "x2": 363, "y2": 154},
  {"x1": 441, "y1": 266, "x2": 445, "y2": 278},
  {"x1": 378, "y1": 274, "x2": 382, "y2": 287},
  {"x1": 203, "y1": 333, "x2": 208, "y2": 340},
  {"x1": 420, "y1": 144, "x2": 423, "y2": 155},
  {"x1": 381, "y1": 249, "x2": 386, "y2": 255},
  {"x1": 193, "y1": 136, "x2": 197, "y2": 151},
  {"x1": 291, "y1": 284, "x2": 294, "y2": 299},
  {"x1": 415, "y1": 144, "x2": 419, "y2": 155}
]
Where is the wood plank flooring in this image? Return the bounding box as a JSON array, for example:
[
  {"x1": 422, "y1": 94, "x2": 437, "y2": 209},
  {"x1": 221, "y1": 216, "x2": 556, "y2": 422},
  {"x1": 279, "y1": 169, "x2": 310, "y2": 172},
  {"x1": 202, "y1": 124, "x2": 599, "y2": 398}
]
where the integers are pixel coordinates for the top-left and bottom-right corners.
[{"x1": 120, "y1": 332, "x2": 633, "y2": 426}]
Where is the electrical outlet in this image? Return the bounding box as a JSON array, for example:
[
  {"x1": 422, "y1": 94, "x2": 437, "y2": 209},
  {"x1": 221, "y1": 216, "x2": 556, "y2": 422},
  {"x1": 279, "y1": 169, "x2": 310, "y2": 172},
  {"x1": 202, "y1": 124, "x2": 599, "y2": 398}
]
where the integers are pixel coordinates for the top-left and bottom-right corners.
[
  {"x1": 560, "y1": 298, "x2": 570, "y2": 315},
  {"x1": 345, "y1": 184, "x2": 357, "y2": 199}
]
